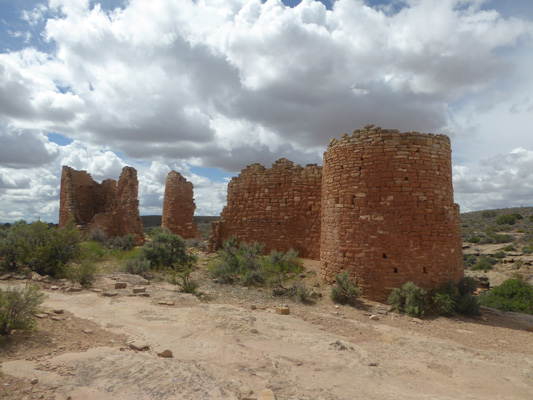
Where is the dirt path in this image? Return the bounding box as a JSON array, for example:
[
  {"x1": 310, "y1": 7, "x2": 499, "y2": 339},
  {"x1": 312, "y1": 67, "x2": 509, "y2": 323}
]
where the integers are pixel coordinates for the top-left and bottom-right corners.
[{"x1": 1, "y1": 273, "x2": 533, "y2": 400}]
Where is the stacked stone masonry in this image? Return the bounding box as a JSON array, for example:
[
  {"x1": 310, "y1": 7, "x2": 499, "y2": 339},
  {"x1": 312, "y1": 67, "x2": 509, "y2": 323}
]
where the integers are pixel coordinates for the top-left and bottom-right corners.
[
  {"x1": 211, "y1": 126, "x2": 463, "y2": 301},
  {"x1": 320, "y1": 126, "x2": 463, "y2": 301},
  {"x1": 59, "y1": 166, "x2": 144, "y2": 244},
  {"x1": 161, "y1": 171, "x2": 199, "y2": 239},
  {"x1": 210, "y1": 158, "x2": 322, "y2": 259}
]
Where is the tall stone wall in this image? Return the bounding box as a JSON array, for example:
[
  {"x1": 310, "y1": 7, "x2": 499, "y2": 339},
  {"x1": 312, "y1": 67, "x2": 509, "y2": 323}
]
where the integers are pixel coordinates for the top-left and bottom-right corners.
[
  {"x1": 161, "y1": 171, "x2": 199, "y2": 239},
  {"x1": 59, "y1": 166, "x2": 144, "y2": 244},
  {"x1": 320, "y1": 126, "x2": 463, "y2": 301},
  {"x1": 210, "y1": 158, "x2": 322, "y2": 259}
]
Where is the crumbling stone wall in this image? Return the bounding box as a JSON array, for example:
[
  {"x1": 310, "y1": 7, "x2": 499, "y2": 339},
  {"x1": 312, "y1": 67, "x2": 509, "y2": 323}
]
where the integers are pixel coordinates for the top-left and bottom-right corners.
[
  {"x1": 320, "y1": 126, "x2": 463, "y2": 301},
  {"x1": 161, "y1": 171, "x2": 199, "y2": 239},
  {"x1": 210, "y1": 159, "x2": 322, "y2": 259},
  {"x1": 59, "y1": 166, "x2": 144, "y2": 244}
]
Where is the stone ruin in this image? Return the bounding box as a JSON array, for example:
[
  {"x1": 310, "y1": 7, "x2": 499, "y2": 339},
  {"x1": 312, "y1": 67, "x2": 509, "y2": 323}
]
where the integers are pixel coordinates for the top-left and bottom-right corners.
[
  {"x1": 210, "y1": 126, "x2": 463, "y2": 301},
  {"x1": 58, "y1": 166, "x2": 144, "y2": 244},
  {"x1": 161, "y1": 171, "x2": 199, "y2": 239},
  {"x1": 209, "y1": 159, "x2": 322, "y2": 258}
]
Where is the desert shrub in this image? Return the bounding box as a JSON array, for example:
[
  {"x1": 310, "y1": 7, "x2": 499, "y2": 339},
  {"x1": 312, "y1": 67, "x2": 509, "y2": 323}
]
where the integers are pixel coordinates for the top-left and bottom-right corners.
[
  {"x1": 330, "y1": 271, "x2": 361, "y2": 306},
  {"x1": 481, "y1": 210, "x2": 497, "y2": 219},
  {"x1": 123, "y1": 256, "x2": 151, "y2": 277},
  {"x1": 388, "y1": 282, "x2": 427, "y2": 318},
  {"x1": 80, "y1": 241, "x2": 107, "y2": 262},
  {"x1": 455, "y1": 294, "x2": 480, "y2": 315},
  {"x1": 0, "y1": 220, "x2": 81, "y2": 276},
  {"x1": 242, "y1": 269, "x2": 265, "y2": 287},
  {"x1": 168, "y1": 256, "x2": 199, "y2": 294},
  {"x1": 493, "y1": 251, "x2": 506, "y2": 259},
  {"x1": 108, "y1": 234, "x2": 136, "y2": 251},
  {"x1": 432, "y1": 278, "x2": 479, "y2": 316},
  {"x1": 457, "y1": 277, "x2": 478, "y2": 296},
  {"x1": 468, "y1": 236, "x2": 480, "y2": 244},
  {"x1": 503, "y1": 244, "x2": 516, "y2": 252},
  {"x1": 186, "y1": 237, "x2": 208, "y2": 251},
  {"x1": 496, "y1": 213, "x2": 522, "y2": 226},
  {"x1": 210, "y1": 238, "x2": 301, "y2": 290},
  {"x1": 433, "y1": 293, "x2": 456, "y2": 316},
  {"x1": 463, "y1": 254, "x2": 477, "y2": 268},
  {"x1": 69, "y1": 261, "x2": 98, "y2": 287},
  {"x1": 471, "y1": 256, "x2": 498, "y2": 271},
  {"x1": 294, "y1": 282, "x2": 314, "y2": 304},
  {"x1": 0, "y1": 284, "x2": 45, "y2": 335},
  {"x1": 140, "y1": 230, "x2": 193, "y2": 270},
  {"x1": 483, "y1": 233, "x2": 514, "y2": 244},
  {"x1": 480, "y1": 279, "x2": 533, "y2": 314},
  {"x1": 521, "y1": 244, "x2": 533, "y2": 254},
  {"x1": 239, "y1": 242, "x2": 265, "y2": 276},
  {"x1": 263, "y1": 248, "x2": 302, "y2": 290},
  {"x1": 88, "y1": 229, "x2": 108, "y2": 244},
  {"x1": 210, "y1": 237, "x2": 243, "y2": 283}
]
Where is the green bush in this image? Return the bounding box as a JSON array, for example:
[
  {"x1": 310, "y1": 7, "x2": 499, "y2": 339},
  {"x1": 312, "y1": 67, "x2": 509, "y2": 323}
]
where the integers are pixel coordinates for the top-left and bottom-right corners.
[
  {"x1": 457, "y1": 277, "x2": 478, "y2": 296},
  {"x1": 503, "y1": 244, "x2": 516, "y2": 252},
  {"x1": 521, "y1": 244, "x2": 533, "y2": 254},
  {"x1": 496, "y1": 213, "x2": 523, "y2": 226},
  {"x1": 0, "y1": 284, "x2": 45, "y2": 335},
  {"x1": 432, "y1": 278, "x2": 479, "y2": 316},
  {"x1": 480, "y1": 279, "x2": 533, "y2": 314},
  {"x1": 294, "y1": 282, "x2": 314, "y2": 304},
  {"x1": 481, "y1": 210, "x2": 497, "y2": 218},
  {"x1": 463, "y1": 254, "x2": 477, "y2": 268},
  {"x1": 263, "y1": 248, "x2": 302, "y2": 290},
  {"x1": 210, "y1": 237, "x2": 245, "y2": 284},
  {"x1": 123, "y1": 256, "x2": 151, "y2": 277},
  {"x1": 108, "y1": 234, "x2": 136, "y2": 251},
  {"x1": 80, "y1": 241, "x2": 107, "y2": 262},
  {"x1": 471, "y1": 256, "x2": 498, "y2": 271},
  {"x1": 140, "y1": 230, "x2": 194, "y2": 270},
  {"x1": 330, "y1": 271, "x2": 361, "y2": 306},
  {"x1": 210, "y1": 237, "x2": 300, "y2": 290},
  {"x1": 168, "y1": 256, "x2": 199, "y2": 294},
  {"x1": 493, "y1": 251, "x2": 506, "y2": 259},
  {"x1": 0, "y1": 220, "x2": 81, "y2": 276},
  {"x1": 69, "y1": 261, "x2": 98, "y2": 287},
  {"x1": 388, "y1": 282, "x2": 428, "y2": 318},
  {"x1": 433, "y1": 293, "x2": 456, "y2": 316}
]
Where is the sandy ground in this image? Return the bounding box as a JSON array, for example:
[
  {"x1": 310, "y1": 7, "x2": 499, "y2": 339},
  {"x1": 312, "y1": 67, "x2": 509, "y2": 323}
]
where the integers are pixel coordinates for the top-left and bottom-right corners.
[{"x1": 1, "y1": 259, "x2": 533, "y2": 400}]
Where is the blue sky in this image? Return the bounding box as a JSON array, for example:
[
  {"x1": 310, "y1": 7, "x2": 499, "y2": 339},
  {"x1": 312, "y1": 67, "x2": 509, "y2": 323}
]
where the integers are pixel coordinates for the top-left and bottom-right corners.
[{"x1": 0, "y1": 0, "x2": 532, "y2": 222}]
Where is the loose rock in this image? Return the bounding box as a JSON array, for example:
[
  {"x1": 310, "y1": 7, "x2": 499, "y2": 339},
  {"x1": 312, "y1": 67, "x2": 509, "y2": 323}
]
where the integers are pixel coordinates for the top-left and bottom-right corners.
[
  {"x1": 132, "y1": 286, "x2": 146, "y2": 294},
  {"x1": 129, "y1": 341, "x2": 150, "y2": 351},
  {"x1": 258, "y1": 389, "x2": 277, "y2": 400},
  {"x1": 115, "y1": 282, "x2": 127, "y2": 289},
  {"x1": 157, "y1": 349, "x2": 173, "y2": 358}
]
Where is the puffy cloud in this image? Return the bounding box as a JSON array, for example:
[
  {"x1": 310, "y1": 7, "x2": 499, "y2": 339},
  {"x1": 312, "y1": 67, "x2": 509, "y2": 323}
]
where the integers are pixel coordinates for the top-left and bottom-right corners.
[
  {"x1": 0, "y1": 0, "x2": 533, "y2": 220},
  {"x1": 454, "y1": 147, "x2": 533, "y2": 211},
  {"x1": 0, "y1": 121, "x2": 59, "y2": 168}
]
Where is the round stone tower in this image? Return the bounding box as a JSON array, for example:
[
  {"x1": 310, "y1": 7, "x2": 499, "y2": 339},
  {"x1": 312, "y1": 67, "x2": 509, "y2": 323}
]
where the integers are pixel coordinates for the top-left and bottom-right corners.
[{"x1": 320, "y1": 125, "x2": 463, "y2": 301}]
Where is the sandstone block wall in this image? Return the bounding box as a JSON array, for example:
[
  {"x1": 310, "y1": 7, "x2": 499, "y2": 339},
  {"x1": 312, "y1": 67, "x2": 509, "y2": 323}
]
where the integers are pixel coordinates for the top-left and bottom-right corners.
[
  {"x1": 59, "y1": 166, "x2": 144, "y2": 244},
  {"x1": 161, "y1": 171, "x2": 199, "y2": 239},
  {"x1": 210, "y1": 158, "x2": 322, "y2": 259},
  {"x1": 320, "y1": 126, "x2": 463, "y2": 301}
]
